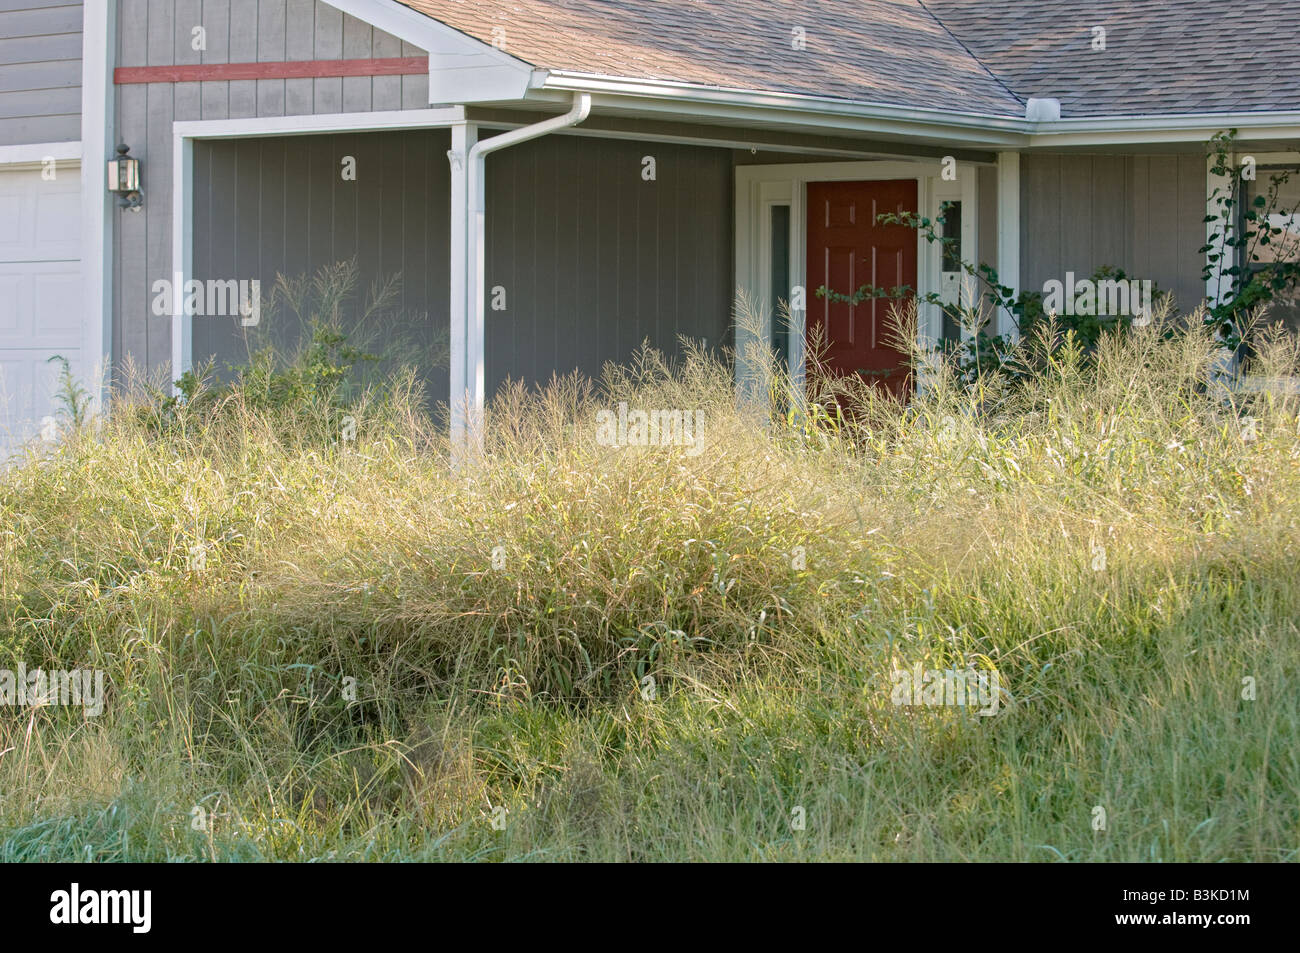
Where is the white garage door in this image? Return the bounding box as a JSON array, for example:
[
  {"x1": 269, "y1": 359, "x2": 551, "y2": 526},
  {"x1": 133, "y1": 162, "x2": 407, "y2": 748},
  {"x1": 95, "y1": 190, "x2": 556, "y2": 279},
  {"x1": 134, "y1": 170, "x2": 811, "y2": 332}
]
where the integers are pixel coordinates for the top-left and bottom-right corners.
[{"x1": 0, "y1": 163, "x2": 83, "y2": 461}]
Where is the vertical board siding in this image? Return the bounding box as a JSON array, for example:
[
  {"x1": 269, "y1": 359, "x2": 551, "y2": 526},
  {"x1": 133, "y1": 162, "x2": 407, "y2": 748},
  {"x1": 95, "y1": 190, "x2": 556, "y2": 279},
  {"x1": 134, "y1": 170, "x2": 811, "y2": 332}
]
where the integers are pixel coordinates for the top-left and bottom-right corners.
[
  {"x1": 193, "y1": 131, "x2": 454, "y2": 406},
  {"x1": 192, "y1": 130, "x2": 734, "y2": 409},
  {"x1": 1021, "y1": 153, "x2": 1207, "y2": 317},
  {"x1": 1173, "y1": 154, "x2": 1207, "y2": 314},
  {"x1": 483, "y1": 133, "x2": 733, "y2": 395},
  {"x1": 112, "y1": 0, "x2": 429, "y2": 379},
  {"x1": 978, "y1": 164, "x2": 998, "y2": 273},
  {"x1": 0, "y1": 0, "x2": 82, "y2": 145}
]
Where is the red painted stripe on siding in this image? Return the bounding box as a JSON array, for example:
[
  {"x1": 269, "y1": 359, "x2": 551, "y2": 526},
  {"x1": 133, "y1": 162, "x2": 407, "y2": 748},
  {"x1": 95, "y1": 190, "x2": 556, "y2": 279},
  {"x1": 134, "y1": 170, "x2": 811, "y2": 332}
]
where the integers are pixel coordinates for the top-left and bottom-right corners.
[{"x1": 113, "y1": 56, "x2": 427, "y2": 84}]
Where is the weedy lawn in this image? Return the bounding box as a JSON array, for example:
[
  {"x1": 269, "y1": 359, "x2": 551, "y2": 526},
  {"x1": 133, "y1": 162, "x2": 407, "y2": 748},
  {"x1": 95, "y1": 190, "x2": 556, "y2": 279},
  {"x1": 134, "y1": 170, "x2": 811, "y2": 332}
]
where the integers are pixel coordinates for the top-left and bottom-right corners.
[{"x1": 0, "y1": 313, "x2": 1296, "y2": 861}]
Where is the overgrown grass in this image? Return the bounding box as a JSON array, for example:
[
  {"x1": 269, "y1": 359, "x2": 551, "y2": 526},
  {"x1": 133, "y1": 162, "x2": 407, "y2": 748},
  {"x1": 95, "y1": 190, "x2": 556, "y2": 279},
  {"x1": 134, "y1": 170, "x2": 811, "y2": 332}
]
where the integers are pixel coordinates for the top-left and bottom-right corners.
[{"x1": 1, "y1": 306, "x2": 1297, "y2": 861}]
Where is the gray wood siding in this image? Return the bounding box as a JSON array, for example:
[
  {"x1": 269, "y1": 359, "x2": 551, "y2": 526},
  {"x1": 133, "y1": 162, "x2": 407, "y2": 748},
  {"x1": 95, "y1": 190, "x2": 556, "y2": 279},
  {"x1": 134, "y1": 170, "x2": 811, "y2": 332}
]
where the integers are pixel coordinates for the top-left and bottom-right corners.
[
  {"x1": 978, "y1": 164, "x2": 997, "y2": 273},
  {"x1": 192, "y1": 130, "x2": 452, "y2": 402},
  {"x1": 115, "y1": 0, "x2": 429, "y2": 116},
  {"x1": 1128, "y1": 155, "x2": 1208, "y2": 315},
  {"x1": 484, "y1": 133, "x2": 733, "y2": 394},
  {"x1": 0, "y1": 0, "x2": 82, "y2": 146},
  {"x1": 111, "y1": 0, "x2": 429, "y2": 379},
  {"x1": 1020, "y1": 153, "x2": 1206, "y2": 316},
  {"x1": 190, "y1": 129, "x2": 734, "y2": 406}
]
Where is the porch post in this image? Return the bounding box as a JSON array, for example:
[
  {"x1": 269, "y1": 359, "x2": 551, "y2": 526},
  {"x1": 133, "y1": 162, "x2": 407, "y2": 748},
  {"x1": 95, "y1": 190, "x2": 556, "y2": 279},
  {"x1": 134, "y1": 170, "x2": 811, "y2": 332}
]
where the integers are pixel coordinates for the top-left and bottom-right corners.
[
  {"x1": 996, "y1": 151, "x2": 1021, "y2": 339},
  {"x1": 448, "y1": 119, "x2": 478, "y2": 452},
  {"x1": 1205, "y1": 151, "x2": 1235, "y2": 308},
  {"x1": 171, "y1": 133, "x2": 194, "y2": 387}
]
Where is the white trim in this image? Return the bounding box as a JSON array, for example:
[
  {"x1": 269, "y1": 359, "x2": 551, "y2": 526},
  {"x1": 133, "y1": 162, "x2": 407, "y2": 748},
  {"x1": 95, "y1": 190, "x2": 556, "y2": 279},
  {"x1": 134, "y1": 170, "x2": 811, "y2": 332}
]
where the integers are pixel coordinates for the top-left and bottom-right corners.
[
  {"x1": 535, "y1": 81, "x2": 1026, "y2": 148},
  {"x1": 995, "y1": 151, "x2": 1020, "y2": 339},
  {"x1": 81, "y1": 0, "x2": 112, "y2": 414},
  {"x1": 1205, "y1": 153, "x2": 1235, "y2": 309},
  {"x1": 172, "y1": 107, "x2": 466, "y2": 141},
  {"x1": 539, "y1": 74, "x2": 1300, "y2": 149},
  {"x1": 448, "y1": 121, "x2": 476, "y2": 451},
  {"x1": 735, "y1": 158, "x2": 962, "y2": 395},
  {"x1": 0, "y1": 141, "x2": 80, "y2": 167},
  {"x1": 318, "y1": 0, "x2": 529, "y2": 71},
  {"x1": 541, "y1": 73, "x2": 1029, "y2": 131},
  {"x1": 455, "y1": 93, "x2": 591, "y2": 452},
  {"x1": 170, "y1": 135, "x2": 192, "y2": 385},
  {"x1": 319, "y1": 0, "x2": 537, "y2": 103},
  {"x1": 1030, "y1": 113, "x2": 1300, "y2": 147}
]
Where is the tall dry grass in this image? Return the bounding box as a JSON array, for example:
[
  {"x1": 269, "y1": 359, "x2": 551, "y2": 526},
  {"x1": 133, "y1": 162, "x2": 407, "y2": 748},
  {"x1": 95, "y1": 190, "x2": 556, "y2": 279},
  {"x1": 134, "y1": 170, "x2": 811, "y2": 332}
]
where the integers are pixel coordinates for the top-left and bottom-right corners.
[{"x1": 0, "y1": 302, "x2": 1296, "y2": 860}]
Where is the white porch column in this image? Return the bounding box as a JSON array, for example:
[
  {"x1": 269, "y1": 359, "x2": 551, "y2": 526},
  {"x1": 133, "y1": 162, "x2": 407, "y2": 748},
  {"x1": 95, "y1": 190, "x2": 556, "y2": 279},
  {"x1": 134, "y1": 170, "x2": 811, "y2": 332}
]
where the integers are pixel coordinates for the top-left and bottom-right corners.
[
  {"x1": 171, "y1": 134, "x2": 194, "y2": 385},
  {"x1": 448, "y1": 120, "x2": 478, "y2": 452},
  {"x1": 1205, "y1": 152, "x2": 1235, "y2": 308},
  {"x1": 80, "y1": 0, "x2": 113, "y2": 412},
  {"x1": 996, "y1": 151, "x2": 1021, "y2": 339},
  {"x1": 449, "y1": 96, "x2": 588, "y2": 454}
]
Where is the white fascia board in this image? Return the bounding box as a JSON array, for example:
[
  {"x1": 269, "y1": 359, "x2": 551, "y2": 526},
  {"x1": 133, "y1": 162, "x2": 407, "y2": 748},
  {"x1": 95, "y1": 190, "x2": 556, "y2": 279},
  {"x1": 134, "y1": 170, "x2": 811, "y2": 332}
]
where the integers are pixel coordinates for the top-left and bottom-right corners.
[
  {"x1": 428, "y1": 63, "x2": 539, "y2": 103},
  {"x1": 172, "y1": 107, "x2": 466, "y2": 141},
  {"x1": 0, "y1": 141, "x2": 81, "y2": 165},
  {"x1": 539, "y1": 73, "x2": 1300, "y2": 150},
  {"x1": 319, "y1": 0, "x2": 536, "y2": 103},
  {"x1": 1028, "y1": 112, "x2": 1300, "y2": 147},
  {"x1": 537, "y1": 72, "x2": 1031, "y2": 147}
]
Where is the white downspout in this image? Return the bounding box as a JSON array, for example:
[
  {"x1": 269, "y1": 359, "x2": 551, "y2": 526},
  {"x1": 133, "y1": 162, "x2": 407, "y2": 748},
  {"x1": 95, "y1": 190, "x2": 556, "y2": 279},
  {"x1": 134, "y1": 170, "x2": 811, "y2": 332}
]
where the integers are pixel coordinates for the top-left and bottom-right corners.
[{"x1": 454, "y1": 92, "x2": 592, "y2": 453}]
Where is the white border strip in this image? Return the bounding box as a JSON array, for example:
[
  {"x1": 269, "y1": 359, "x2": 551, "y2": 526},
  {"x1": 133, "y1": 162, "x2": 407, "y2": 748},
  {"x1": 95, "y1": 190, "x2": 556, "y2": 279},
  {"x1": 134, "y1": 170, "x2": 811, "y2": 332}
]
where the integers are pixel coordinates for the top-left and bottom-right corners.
[
  {"x1": 81, "y1": 0, "x2": 113, "y2": 412},
  {"x1": 172, "y1": 106, "x2": 466, "y2": 141},
  {"x1": 0, "y1": 141, "x2": 81, "y2": 165},
  {"x1": 995, "y1": 151, "x2": 1020, "y2": 339}
]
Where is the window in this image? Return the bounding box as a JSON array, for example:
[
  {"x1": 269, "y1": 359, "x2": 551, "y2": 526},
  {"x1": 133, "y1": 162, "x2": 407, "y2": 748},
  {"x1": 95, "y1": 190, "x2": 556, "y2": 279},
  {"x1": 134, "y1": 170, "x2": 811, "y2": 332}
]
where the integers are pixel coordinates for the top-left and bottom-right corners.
[
  {"x1": 1242, "y1": 166, "x2": 1300, "y2": 336},
  {"x1": 770, "y1": 204, "x2": 791, "y2": 374},
  {"x1": 938, "y1": 200, "x2": 963, "y2": 346}
]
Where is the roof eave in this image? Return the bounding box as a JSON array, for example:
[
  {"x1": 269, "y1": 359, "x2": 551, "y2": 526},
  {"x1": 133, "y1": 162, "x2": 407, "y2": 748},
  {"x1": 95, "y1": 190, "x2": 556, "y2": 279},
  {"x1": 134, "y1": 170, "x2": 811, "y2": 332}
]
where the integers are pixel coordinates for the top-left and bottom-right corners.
[
  {"x1": 536, "y1": 71, "x2": 1300, "y2": 150},
  {"x1": 1030, "y1": 112, "x2": 1300, "y2": 147},
  {"x1": 536, "y1": 71, "x2": 1032, "y2": 149}
]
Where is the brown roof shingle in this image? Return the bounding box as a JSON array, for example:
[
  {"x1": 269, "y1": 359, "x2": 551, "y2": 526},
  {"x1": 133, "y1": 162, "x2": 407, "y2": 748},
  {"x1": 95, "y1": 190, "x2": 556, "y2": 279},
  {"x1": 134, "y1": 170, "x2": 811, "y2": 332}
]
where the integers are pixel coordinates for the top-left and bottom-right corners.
[
  {"x1": 393, "y1": 0, "x2": 1300, "y2": 117},
  {"x1": 923, "y1": 0, "x2": 1300, "y2": 117},
  {"x1": 397, "y1": 0, "x2": 1023, "y2": 114}
]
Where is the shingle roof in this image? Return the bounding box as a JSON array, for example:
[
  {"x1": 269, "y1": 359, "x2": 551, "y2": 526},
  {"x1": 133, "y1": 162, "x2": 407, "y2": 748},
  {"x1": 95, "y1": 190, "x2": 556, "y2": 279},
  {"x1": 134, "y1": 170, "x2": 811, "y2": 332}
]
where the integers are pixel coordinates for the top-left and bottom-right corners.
[
  {"x1": 396, "y1": 0, "x2": 1024, "y2": 114},
  {"x1": 922, "y1": 0, "x2": 1300, "y2": 117},
  {"x1": 393, "y1": 0, "x2": 1300, "y2": 117}
]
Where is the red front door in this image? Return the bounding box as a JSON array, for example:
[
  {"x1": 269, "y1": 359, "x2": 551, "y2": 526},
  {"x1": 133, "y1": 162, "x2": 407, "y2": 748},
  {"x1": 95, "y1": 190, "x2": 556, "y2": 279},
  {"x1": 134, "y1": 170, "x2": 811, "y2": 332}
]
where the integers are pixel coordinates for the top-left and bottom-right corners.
[{"x1": 806, "y1": 179, "x2": 917, "y2": 399}]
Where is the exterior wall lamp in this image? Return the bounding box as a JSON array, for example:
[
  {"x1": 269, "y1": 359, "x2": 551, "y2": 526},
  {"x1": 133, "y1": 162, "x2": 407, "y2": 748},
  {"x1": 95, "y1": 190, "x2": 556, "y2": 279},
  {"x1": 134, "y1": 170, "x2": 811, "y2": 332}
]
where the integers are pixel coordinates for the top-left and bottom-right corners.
[{"x1": 107, "y1": 143, "x2": 142, "y2": 211}]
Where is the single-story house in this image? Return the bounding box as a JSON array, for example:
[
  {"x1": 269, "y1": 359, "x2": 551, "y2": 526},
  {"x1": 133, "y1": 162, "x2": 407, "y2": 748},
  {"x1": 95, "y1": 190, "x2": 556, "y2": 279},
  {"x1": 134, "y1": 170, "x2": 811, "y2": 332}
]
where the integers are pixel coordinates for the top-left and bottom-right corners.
[{"x1": 2, "y1": 0, "x2": 1298, "y2": 452}]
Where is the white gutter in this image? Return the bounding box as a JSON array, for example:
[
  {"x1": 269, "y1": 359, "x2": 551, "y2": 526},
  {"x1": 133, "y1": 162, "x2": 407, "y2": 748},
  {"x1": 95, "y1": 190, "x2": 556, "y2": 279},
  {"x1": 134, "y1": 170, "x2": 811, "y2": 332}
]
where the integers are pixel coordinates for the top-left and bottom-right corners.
[
  {"x1": 1030, "y1": 111, "x2": 1300, "y2": 147},
  {"x1": 536, "y1": 71, "x2": 1300, "y2": 149},
  {"x1": 454, "y1": 92, "x2": 592, "y2": 452},
  {"x1": 536, "y1": 73, "x2": 1028, "y2": 148},
  {"x1": 539, "y1": 71, "x2": 1029, "y2": 129}
]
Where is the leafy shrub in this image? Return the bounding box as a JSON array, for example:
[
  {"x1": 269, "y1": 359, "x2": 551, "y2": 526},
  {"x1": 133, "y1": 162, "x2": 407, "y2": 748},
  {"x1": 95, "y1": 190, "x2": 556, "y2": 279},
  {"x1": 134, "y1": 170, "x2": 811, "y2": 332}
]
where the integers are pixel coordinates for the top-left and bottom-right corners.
[{"x1": 133, "y1": 261, "x2": 428, "y2": 443}]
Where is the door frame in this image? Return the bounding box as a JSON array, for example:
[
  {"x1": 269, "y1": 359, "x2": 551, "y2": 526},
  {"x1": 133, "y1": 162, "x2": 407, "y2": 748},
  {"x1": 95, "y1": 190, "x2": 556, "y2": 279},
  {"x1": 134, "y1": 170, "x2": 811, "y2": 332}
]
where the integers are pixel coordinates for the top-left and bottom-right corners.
[{"x1": 735, "y1": 158, "x2": 979, "y2": 397}]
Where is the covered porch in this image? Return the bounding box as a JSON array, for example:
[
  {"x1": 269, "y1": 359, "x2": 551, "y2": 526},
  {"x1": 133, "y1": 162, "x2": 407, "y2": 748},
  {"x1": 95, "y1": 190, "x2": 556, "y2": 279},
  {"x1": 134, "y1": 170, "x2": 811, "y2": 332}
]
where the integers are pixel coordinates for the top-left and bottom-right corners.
[{"x1": 174, "y1": 98, "x2": 1017, "y2": 444}]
